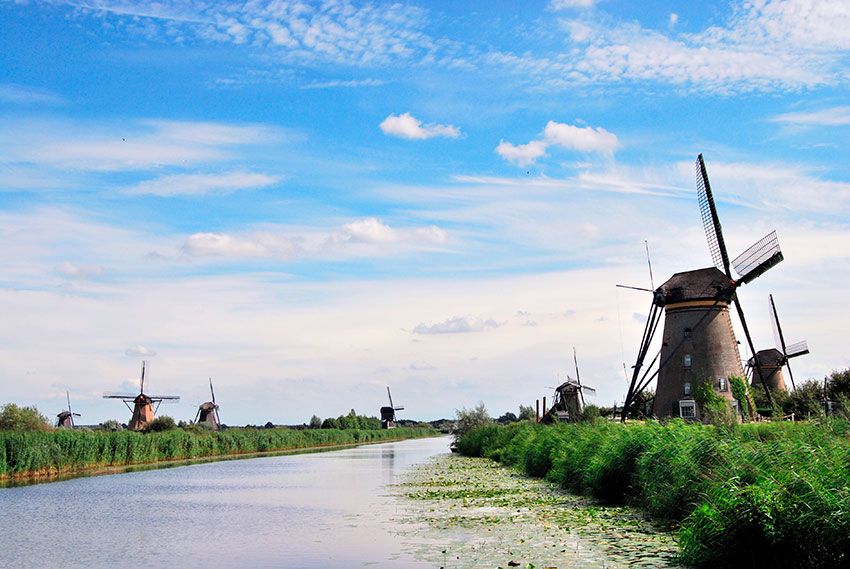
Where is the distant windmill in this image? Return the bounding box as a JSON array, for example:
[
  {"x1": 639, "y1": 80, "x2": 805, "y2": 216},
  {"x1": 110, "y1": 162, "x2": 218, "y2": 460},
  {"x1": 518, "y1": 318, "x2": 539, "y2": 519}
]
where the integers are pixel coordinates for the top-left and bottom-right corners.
[
  {"x1": 103, "y1": 361, "x2": 180, "y2": 430},
  {"x1": 544, "y1": 347, "x2": 597, "y2": 422},
  {"x1": 621, "y1": 154, "x2": 784, "y2": 421},
  {"x1": 380, "y1": 386, "x2": 404, "y2": 429},
  {"x1": 747, "y1": 294, "x2": 810, "y2": 393},
  {"x1": 56, "y1": 390, "x2": 81, "y2": 428},
  {"x1": 194, "y1": 378, "x2": 221, "y2": 430}
]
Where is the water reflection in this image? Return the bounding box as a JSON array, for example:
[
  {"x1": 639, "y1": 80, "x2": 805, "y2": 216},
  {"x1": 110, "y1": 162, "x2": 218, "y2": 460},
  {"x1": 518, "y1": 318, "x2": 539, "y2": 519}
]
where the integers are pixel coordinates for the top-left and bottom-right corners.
[{"x1": 0, "y1": 437, "x2": 450, "y2": 569}]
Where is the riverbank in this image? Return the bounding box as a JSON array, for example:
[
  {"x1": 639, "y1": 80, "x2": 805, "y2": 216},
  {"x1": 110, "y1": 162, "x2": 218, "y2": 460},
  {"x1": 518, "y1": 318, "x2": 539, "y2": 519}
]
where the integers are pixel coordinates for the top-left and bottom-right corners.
[
  {"x1": 0, "y1": 427, "x2": 436, "y2": 484},
  {"x1": 394, "y1": 453, "x2": 679, "y2": 568},
  {"x1": 457, "y1": 420, "x2": 850, "y2": 569}
]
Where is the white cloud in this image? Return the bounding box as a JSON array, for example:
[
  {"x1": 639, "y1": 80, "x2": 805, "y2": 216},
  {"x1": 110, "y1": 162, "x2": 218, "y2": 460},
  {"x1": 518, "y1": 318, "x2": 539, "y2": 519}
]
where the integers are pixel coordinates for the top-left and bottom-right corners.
[
  {"x1": 496, "y1": 121, "x2": 618, "y2": 166},
  {"x1": 771, "y1": 106, "x2": 850, "y2": 126},
  {"x1": 183, "y1": 232, "x2": 299, "y2": 258},
  {"x1": 412, "y1": 315, "x2": 502, "y2": 335},
  {"x1": 543, "y1": 121, "x2": 619, "y2": 154},
  {"x1": 125, "y1": 345, "x2": 157, "y2": 357},
  {"x1": 379, "y1": 113, "x2": 461, "y2": 140},
  {"x1": 495, "y1": 140, "x2": 548, "y2": 167},
  {"x1": 669, "y1": 13, "x2": 679, "y2": 27},
  {"x1": 124, "y1": 171, "x2": 280, "y2": 197},
  {"x1": 409, "y1": 361, "x2": 436, "y2": 371}
]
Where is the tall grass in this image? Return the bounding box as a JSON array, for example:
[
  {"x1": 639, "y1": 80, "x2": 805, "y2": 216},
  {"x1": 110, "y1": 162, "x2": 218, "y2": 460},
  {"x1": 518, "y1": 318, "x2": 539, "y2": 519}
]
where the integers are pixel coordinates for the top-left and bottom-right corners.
[
  {"x1": 457, "y1": 419, "x2": 850, "y2": 569},
  {"x1": 0, "y1": 427, "x2": 434, "y2": 479}
]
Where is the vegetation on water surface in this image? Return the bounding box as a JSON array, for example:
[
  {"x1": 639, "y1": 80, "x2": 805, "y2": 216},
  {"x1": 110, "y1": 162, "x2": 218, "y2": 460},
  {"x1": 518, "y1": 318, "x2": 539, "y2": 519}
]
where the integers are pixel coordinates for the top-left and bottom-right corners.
[
  {"x1": 457, "y1": 419, "x2": 850, "y2": 569},
  {"x1": 0, "y1": 426, "x2": 435, "y2": 480}
]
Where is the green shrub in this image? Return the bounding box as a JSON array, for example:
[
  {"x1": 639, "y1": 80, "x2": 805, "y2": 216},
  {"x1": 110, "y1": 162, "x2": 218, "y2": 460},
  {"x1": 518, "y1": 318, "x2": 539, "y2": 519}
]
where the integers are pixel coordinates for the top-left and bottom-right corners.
[{"x1": 0, "y1": 403, "x2": 52, "y2": 431}]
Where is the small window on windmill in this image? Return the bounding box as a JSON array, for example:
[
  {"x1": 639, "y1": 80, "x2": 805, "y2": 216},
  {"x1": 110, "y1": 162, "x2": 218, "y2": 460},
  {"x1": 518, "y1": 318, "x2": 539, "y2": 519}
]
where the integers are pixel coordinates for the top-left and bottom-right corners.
[
  {"x1": 717, "y1": 377, "x2": 728, "y2": 392},
  {"x1": 683, "y1": 328, "x2": 692, "y2": 339},
  {"x1": 683, "y1": 382, "x2": 692, "y2": 396},
  {"x1": 679, "y1": 400, "x2": 696, "y2": 419},
  {"x1": 683, "y1": 354, "x2": 692, "y2": 369}
]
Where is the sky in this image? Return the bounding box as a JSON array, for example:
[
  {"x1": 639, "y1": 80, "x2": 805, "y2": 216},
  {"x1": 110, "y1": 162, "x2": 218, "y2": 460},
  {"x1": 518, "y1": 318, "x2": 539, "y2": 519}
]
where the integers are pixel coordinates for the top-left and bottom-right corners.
[{"x1": 1, "y1": 0, "x2": 849, "y2": 425}]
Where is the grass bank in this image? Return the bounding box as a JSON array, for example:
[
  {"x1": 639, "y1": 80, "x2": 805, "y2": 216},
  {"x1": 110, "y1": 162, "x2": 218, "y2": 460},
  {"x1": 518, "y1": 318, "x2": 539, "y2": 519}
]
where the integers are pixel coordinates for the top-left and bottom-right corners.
[
  {"x1": 457, "y1": 420, "x2": 850, "y2": 569},
  {"x1": 0, "y1": 427, "x2": 435, "y2": 482}
]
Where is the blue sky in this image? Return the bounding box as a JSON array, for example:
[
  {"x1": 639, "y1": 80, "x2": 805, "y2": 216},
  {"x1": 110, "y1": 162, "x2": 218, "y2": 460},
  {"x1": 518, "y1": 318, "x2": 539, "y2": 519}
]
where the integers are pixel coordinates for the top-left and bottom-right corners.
[{"x1": 1, "y1": 0, "x2": 849, "y2": 424}]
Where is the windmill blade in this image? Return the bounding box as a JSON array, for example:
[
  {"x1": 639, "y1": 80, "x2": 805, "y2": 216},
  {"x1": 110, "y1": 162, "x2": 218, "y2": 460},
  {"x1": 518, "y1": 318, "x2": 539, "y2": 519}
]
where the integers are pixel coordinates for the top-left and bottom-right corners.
[
  {"x1": 394, "y1": 406, "x2": 405, "y2": 411},
  {"x1": 731, "y1": 231, "x2": 784, "y2": 284},
  {"x1": 149, "y1": 395, "x2": 180, "y2": 401},
  {"x1": 140, "y1": 360, "x2": 148, "y2": 394},
  {"x1": 66, "y1": 391, "x2": 73, "y2": 414},
  {"x1": 769, "y1": 294, "x2": 785, "y2": 353},
  {"x1": 193, "y1": 408, "x2": 201, "y2": 424},
  {"x1": 732, "y1": 293, "x2": 775, "y2": 406},
  {"x1": 580, "y1": 385, "x2": 597, "y2": 394},
  {"x1": 387, "y1": 386, "x2": 394, "y2": 409},
  {"x1": 209, "y1": 377, "x2": 216, "y2": 405},
  {"x1": 573, "y1": 346, "x2": 585, "y2": 408},
  {"x1": 696, "y1": 154, "x2": 732, "y2": 276},
  {"x1": 785, "y1": 340, "x2": 809, "y2": 358},
  {"x1": 103, "y1": 393, "x2": 137, "y2": 399}
]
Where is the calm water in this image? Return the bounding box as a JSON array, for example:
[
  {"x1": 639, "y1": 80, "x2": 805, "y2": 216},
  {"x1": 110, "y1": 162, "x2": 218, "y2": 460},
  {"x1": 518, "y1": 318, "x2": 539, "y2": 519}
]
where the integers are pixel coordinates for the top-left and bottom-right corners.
[{"x1": 0, "y1": 436, "x2": 450, "y2": 568}]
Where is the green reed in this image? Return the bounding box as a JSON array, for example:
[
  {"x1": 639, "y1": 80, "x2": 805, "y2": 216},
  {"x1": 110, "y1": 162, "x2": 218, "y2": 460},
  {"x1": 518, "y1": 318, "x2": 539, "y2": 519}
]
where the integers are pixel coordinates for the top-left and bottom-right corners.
[{"x1": 457, "y1": 419, "x2": 850, "y2": 569}]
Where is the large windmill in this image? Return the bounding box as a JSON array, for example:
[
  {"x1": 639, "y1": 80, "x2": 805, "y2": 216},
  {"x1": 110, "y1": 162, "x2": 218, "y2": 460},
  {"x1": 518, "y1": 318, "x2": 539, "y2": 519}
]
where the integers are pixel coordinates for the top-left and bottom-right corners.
[
  {"x1": 194, "y1": 378, "x2": 221, "y2": 430},
  {"x1": 621, "y1": 154, "x2": 784, "y2": 421},
  {"x1": 380, "y1": 386, "x2": 404, "y2": 429},
  {"x1": 544, "y1": 347, "x2": 597, "y2": 422},
  {"x1": 747, "y1": 294, "x2": 810, "y2": 393},
  {"x1": 56, "y1": 391, "x2": 81, "y2": 428},
  {"x1": 103, "y1": 361, "x2": 180, "y2": 430}
]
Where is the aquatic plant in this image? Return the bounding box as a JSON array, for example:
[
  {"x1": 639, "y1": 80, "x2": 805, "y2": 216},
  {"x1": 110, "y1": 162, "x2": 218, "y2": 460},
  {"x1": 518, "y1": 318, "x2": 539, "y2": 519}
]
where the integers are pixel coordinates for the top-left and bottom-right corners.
[
  {"x1": 457, "y1": 419, "x2": 850, "y2": 568},
  {"x1": 0, "y1": 426, "x2": 436, "y2": 479}
]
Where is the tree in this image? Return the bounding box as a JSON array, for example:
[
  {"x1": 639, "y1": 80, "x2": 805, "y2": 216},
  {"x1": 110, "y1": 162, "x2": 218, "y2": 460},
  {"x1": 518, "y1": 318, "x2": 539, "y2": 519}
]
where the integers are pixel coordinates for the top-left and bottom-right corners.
[
  {"x1": 454, "y1": 403, "x2": 492, "y2": 441},
  {"x1": 99, "y1": 419, "x2": 123, "y2": 431},
  {"x1": 145, "y1": 415, "x2": 176, "y2": 432},
  {"x1": 496, "y1": 411, "x2": 518, "y2": 424},
  {"x1": 0, "y1": 403, "x2": 52, "y2": 431},
  {"x1": 518, "y1": 405, "x2": 536, "y2": 421},
  {"x1": 309, "y1": 415, "x2": 322, "y2": 429},
  {"x1": 827, "y1": 368, "x2": 850, "y2": 399},
  {"x1": 786, "y1": 379, "x2": 825, "y2": 418}
]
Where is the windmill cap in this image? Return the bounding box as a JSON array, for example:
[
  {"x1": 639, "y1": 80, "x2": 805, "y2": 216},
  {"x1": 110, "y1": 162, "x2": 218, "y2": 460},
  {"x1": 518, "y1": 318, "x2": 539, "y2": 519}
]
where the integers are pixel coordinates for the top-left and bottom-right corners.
[
  {"x1": 657, "y1": 267, "x2": 734, "y2": 304},
  {"x1": 749, "y1": 348, "x2": 784, "y2": 366}
]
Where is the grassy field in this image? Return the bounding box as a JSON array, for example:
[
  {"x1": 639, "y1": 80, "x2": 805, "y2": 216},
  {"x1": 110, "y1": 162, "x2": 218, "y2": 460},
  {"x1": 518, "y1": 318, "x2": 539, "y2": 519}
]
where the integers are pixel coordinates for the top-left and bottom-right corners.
[
  {"x1": 457, "y1": 419, "x2": 850, "y2": 569},
  {"x1": 0, "y1": 426, "x2": 435, "y2": 481}
]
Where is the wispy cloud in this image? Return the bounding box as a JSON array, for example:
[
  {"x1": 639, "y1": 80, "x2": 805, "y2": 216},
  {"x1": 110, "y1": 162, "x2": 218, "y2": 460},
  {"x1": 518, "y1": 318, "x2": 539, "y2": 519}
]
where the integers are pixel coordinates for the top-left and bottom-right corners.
[
  {"x1": 492, "y1": 0, "x2": 850, "y2": 93},
  {"x1": 379, "y1": 113, "x2": 461, "y2": 140},
  {"x1": 182, "y1": 217, "x2": 449, "y2": 261},
  {"x1": 771, "y1": 106, "x2": 850, "y2": 126},
  {"x1": 0, "y1": 118, "x2": 278, "y2": 172},
  {"x1": 302, "y1": 79, "x2": 387, "y2": 90},
  {"x1": 412, "y1": 315, "x2": 502, "y2": 335},
  {"x1": 65, "y1": 0, "x2": 441, "y2": 67},
  {"x1": 0, "y1": 83, "x2": 64, "y2": 105},
  {"x1": 124, "y1": 171, "x2": 280, "y2": 197},
  {"x1": 56, "y1": 261, "x2": 107, "y2": 280}
]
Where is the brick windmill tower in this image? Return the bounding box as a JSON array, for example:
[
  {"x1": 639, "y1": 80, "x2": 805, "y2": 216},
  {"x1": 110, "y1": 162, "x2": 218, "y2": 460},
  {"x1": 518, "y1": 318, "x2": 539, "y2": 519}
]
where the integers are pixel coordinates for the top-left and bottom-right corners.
[
  {"x1": 748, "y1": 294, "x2": 810, "y2": 393},
  {"x1": 103, "y1": 361, "x2": 180, "y2": 430},
  {"x1": 621, "y1": 155, "x2": 784, "y2": 421}
]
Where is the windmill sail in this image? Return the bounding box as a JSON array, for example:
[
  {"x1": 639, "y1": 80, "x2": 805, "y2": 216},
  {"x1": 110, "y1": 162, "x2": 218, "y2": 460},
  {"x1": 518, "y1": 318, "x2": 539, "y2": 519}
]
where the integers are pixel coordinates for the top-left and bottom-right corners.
[
  {"x1": 785, "y1": 340, "x2": 810, "y2": 358},
  {"x1": 696, "y1": 154, "x2": 731, "y2": 275},
  {"x1": 731, "y1": 231, "x2": 784, "y2": 284}
]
